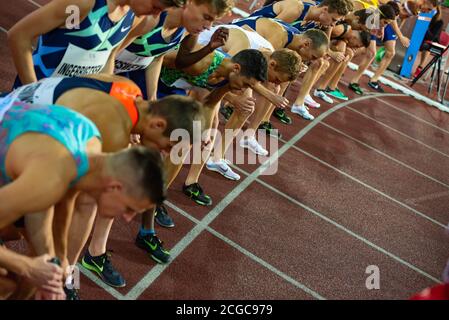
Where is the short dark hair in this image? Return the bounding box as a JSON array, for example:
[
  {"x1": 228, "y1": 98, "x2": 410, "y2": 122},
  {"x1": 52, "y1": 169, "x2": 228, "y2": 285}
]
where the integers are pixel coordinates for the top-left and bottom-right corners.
[
  {"x1": 162, "y1": 0, "x2": 186, "y2": 8},
  {"x1": 359, "y1": 30, "x2": 371, "y2": 48},
  {"x1": 128, "y1": 146, "x2": 166, "y2": 206},
  {"x1": 231, "y1": 49, "x2": 268, "y2": 82},
  {"x1": 385, "y1": 1, "x2": 400, "y2": 16},
  {"x1": 304, "y1": 29, "x2": 330, "y2": 51},
  {"x1": 148, "y1": 95, "x2": 204, "y2": 143},
  {"x1": 354, "y1": 9, "x2": 370, "y2": 25},
  {"x1": 319, "y1": 0, "x2": 354, "y2": 16}
]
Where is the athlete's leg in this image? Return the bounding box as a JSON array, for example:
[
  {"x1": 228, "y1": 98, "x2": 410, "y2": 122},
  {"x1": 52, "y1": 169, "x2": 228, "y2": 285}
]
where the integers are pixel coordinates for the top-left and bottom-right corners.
[
  {"x1": 370, "y1": 40, "x2": 395, "y2": 82},
  {"x1": 66, "y1": 193, "x2": 97, "y2": 265}
]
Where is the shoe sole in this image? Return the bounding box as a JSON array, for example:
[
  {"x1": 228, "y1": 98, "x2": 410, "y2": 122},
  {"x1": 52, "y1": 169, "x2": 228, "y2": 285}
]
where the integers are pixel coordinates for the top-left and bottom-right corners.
[
  {"x1": 135, "y1": 240, "x2": 171, "y2": 264},
  {"x1": 183, "y1": 191, "x2": 212, "y2": 206},
  {"x1": 273, "y1": 114, "x2": 292, "y2": 125},
  {"x1": 206, "y1": 165, "x2": 240, "y2": 181},
  {"x1": 240, "y1": 144, "x2": 268, "y2": 156},
  {"x1": 155, "y1": 219, "x2": 175, "y2": 228},
  {"x1": 326, "y1": 94, "x2": 348, "y2": 101},
  {"x1": 291, "y1": 110, "x2": 314, "y2": 120},
  {"x1": 81, "y1": 259, "x2": 127, "y2": 288}
]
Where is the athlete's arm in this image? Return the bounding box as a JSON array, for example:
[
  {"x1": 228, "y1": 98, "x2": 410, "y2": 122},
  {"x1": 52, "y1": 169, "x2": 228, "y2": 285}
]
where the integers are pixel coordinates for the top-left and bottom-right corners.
[
  {"x1": 0, "y1": 161, "x2": 71, "y2": 229},
  {"x1": 391, "y1": 19, "x2": 410, "y2": 47},
  {"x1": 175, "y1": 28, "x2": 229, "y2": 70},
  {"x1": 252, "y1": 82, "x2": 289, "y2": 109},
  {"x1": 102, "y1": 45, "x2": 122, "y2": 74},
  {"x1": 275, "y1": 0, "x2": 304, "y2": 24},
  {"x1": 7, "y1": 0, "x2": 94, "y2": 84},
  {"x1": 142, "y1": 55, "x2": 164, "y2": 101},
  {"x1": 0, "y1": 247, "x2": 64, "y2": 294}
]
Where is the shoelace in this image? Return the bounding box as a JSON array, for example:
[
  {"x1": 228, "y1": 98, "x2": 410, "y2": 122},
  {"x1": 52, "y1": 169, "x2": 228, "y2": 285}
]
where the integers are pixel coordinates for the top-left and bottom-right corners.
[
  {"x1": 190, "y1": 183, "x2": 203, "y2": 194},
  {"x1": 102, "y1": 250, "x2": 116, "y2": 274},
  {"x1": 157, "y1": 204, "x2": 168, "y2": 216}
]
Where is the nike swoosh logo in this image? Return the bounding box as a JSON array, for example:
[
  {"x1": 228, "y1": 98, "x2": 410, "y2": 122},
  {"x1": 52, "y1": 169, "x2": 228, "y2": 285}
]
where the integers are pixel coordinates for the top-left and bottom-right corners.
[
  {"x1": 121, "y1": 26, "x2": 131, "y2": 33},
  {"x1": 91, "y1": 260, "x2": 104, "y2": 272},
  {"x1": 144, "y1": 239, "x2": 158, "y2": 251},
  {"x1": 191, "y1": 190, "x2": 200, "y2": 197}
]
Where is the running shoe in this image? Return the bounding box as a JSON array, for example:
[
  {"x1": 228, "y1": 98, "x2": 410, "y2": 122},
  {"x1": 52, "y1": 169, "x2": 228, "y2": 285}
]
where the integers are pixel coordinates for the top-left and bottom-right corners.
[
  {"x1": 220, "y1": 105, "x2": 233, "y2": 121},
  {"x1": 206, "y1": 159, "x2": 241, "y2": 181},
  {"x1": 81, "y1": 251, "x2": 126, "y2": 288},
  {"x1": 64, "y1": 287, "x2": 80, "y2": 300},
  {"x1": 154, "y1": 205, "x2": 175, "y2": 228},
  {"x1": 291, "y1": 104, "x2": 314, "y2": 120},
  {"x1": 348, "y1": 83, "x2": 363, "y2": 95},
  {"x1": 258, "y1": 121, "x2": 282, "y2": 138},
  {"x1": 182, "y1": 183, "x2": 212, "y2": 206},
  {"x1": 273, "y1": 107, "x2": 292, "y2": 124},
  {"x1": 325, "y1": 87, "x2": 349, "y2": 101},
  {"x1": 304, "y1": 94, "x2": 321, "y2": 108},
  {"x1": 368, "y1": 81, "x2": 384, "y2": 93},
  {"x1": 135, "y1": 233, "x2": 171, "y2": 264},
  {"x1": 240, "y1": 137, "x2": 269, "y2": 156},
  {"x1": 313, "y1": 89, "x2": 333, "y2": 104}
]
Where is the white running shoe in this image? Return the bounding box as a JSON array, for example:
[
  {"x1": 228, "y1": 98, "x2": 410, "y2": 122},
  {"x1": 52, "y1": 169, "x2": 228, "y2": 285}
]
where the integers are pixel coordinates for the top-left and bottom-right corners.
[
  {"x1": 313, "y1": 89, "x2": 334, "y2": 104},
  {"x1": 239, "y1": 137, "x2": 269, "y2": 156},
  {"x1": 304, "y1": 94, "x2": 321, "y2": 109},
  {"x1": 206, "y1": 159, "x2": 241, "y2": 181},
  {"x1": 291, "y1": 104, "x2": 314, "y2": 120}
]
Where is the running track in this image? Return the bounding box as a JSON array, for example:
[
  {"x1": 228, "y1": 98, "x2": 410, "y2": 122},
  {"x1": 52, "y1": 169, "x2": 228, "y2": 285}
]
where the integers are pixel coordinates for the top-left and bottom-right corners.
[{"x1": 1, "y1": 0, "x2": 449, "y2": 300}]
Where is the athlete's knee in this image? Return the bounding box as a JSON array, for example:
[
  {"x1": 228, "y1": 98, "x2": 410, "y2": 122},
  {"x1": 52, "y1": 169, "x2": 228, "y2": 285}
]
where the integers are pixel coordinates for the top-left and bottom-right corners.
[
  {"x1": 0, "y1": 275, "x2": 17, "y2": 299},
  {"x1": 74, "y1": 194, "x2": 97, "y2": 216},
  {"x1": 385, "y1": 48, "x2": 395, "y2": 59},
  {"x1": 321, "y1": 59, "x2": 330, "y2": 70}
]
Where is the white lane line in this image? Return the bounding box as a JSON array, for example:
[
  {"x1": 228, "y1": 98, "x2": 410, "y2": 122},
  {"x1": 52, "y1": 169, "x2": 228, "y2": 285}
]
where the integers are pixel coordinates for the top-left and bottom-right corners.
[
  {"x1": 277, "y1": 139, "x2": 446, "y2": 228},
  {"x1": 320, "y1": 122, "x2": 449, "y2": 190},
  {"x1": 375, "y1": 97, "x2": 449, "y2": 136},
  {"x1": 347, "y1": 62, "x2": 449, "y2": 113},
  {"x1": 244, "y1": 170, "x2": 443, "y2": 284},
  {"x1": 28, "y1": 0, "x2": 42, "y2": 8},
  {"x1": 227, "y1": 162, "x2": 442, "y2": 283},
  {"x1": 232, "y1": 7, "x2": 250, "y2": 17},
  {"x1": 124, "y1": 93, "x2": 403, "y2": 299},
  {"x1": 78, "y1": 263, "x2": 125, "y2": 300},
  {"x1": 405, "y1": 190, "x2": 449, "y2": 205},
  {"x1": 347, "y1": 106, "x2": 449, "y2": 159},
  {"x1": 164, "y1": 201, "x2": 325, "y2": 300}
]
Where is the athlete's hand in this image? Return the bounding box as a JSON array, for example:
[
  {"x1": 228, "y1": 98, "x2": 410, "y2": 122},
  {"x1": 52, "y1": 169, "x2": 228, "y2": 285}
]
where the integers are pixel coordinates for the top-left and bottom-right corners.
[
  {"x1": 300, "y1": 63, "x2": 308, "y2": 73},
  {"x1": 207, "y1": 27, "x2": 229, "y2": 51},
  {"x1": 329, "y1": 50, "x2": 345, "y2": 63},
  {"x1": 400, "y1": 36, "x2": 410, "y2": 48},
  {"x1": 268, "y1": 93, "x2": 289, "y2": 109},
  {"x1": 130, "y1": 134, "x2": 141, "y2": 145},
  {"x1": 35, "y1": 287, "x2": 66, "y2": 300},
  {"x1": 0, "y1": 267, "x2": 7, "y2": 276},
  {"x1": 230, "y1": 96, "x2": 256, "y2": 115},
  {"x1": 24, "y1": 254, "x2": 64, "y2": 294}
]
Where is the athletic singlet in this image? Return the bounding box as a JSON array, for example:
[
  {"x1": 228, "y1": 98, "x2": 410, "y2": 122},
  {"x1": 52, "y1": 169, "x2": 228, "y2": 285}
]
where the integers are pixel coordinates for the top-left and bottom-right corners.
[
  {"x1": 291, "y1": 2, "x2": 320, "y2": 33},
  {"x1": 248, "y1": 2, "x2": 277, "y2": 18},
  {"x1": 198, "y1": 25, "x2": 274, "y2": 51},
  {"x1": 0, "y1": 99, "x2": 101, "y2": 186},
  {"x1": 332, "y1": 21, "x2": 350, "y2": 41},
  {"x1": 13, "y1": 0, "x2": 135, "y2": 88},
  {"x1": 115, "y1": 11, "x2": 185, "y2": 73},
  {"x1": 159, "y1": 50, "x2": 229, "y2": 90},
  {"x1": 8, "y1": 77, "x2": 141, "y2": 128},
  {"x1": 232, "y1": 17, "x2": 298, "y2": 47}
]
